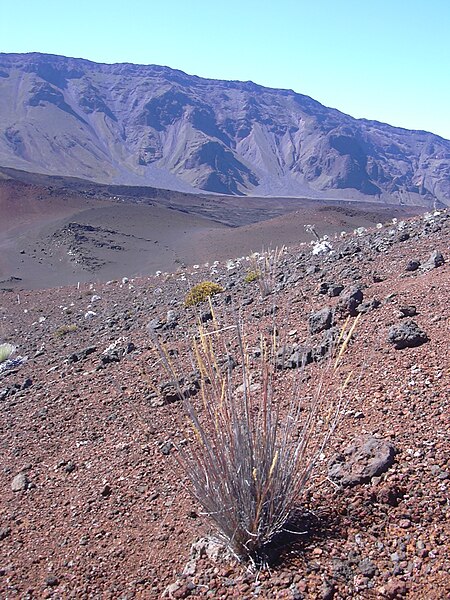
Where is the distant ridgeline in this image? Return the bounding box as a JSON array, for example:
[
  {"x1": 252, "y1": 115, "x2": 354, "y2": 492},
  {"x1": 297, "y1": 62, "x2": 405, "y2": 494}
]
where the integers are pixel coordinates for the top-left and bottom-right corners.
[{"x1": 0, "y1": 52, "x2": 449, "y2": 206}]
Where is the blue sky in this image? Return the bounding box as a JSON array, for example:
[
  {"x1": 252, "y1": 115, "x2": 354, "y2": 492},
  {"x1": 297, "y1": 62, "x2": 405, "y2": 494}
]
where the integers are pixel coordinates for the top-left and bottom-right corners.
[{"x1": 2, "y1": 0, "x2": 449, "y2": 139}]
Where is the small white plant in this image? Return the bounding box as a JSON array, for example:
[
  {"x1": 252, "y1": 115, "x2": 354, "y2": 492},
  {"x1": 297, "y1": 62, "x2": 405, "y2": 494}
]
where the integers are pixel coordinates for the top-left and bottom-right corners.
[
  {"x1": 353, "y1": 227, "x2": 367, "y2": 236},
  {"x1": 312, "y1": 240, "x2": 333, "y2": 255},
  {"x1": 0, "y1": 343, "x2": 16, "y2": 364}
]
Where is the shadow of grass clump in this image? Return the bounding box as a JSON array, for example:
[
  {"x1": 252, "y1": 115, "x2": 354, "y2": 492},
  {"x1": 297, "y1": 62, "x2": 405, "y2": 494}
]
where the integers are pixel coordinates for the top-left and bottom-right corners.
[{"x1": 247, "y1": 506, "x2": 342, "y2": 568}]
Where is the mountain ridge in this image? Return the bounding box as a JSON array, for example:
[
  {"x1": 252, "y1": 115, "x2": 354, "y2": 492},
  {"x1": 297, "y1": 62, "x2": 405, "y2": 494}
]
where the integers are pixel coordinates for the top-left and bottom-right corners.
[{"x1": 1, "y1": 52, "x2": 449, "y2": 206}]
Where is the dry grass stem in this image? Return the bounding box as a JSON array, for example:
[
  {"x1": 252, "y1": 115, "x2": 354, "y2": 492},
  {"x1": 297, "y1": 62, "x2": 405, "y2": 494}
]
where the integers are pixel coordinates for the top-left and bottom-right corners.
[{"x1": 150, "y1": 311, "x2": 358, "y2": 565}]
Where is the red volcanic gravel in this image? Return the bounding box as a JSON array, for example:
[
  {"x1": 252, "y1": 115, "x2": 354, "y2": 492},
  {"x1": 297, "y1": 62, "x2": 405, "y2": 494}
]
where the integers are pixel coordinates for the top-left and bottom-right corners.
[{"x1": 0, "y1": 210, "x2": 449, "y2": 598}]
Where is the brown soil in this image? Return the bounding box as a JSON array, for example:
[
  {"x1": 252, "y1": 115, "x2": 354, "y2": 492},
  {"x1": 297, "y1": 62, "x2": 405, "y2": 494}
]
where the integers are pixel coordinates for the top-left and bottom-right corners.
[{"x1": 0, "y1": 177, "x2": 423, "y2": 290}]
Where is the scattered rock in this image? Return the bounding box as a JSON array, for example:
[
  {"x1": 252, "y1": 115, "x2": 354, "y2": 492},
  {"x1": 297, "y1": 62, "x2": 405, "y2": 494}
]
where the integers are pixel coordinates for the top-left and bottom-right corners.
[
  {"x1": 159, "y1": 441, "x2": 174, "y2": 455},
  {"x1": 45, "y1": 574, "x2": 59, "y2": 587},
  {"x1": 421, "y1": 250, "x2": 445, "y2": 271},
  {"x1": 388, "y1": 320, "x2": 428, "y2": 349},
  {"x1": 398, "y1": 305, "x2": 417, "y2": 318},
  {"x1": 309, "y1": 307, "x2": 333, "y2": 334},
  {"x1": 328, "y1": 436, "x2": 396, "y2": 486},
  {"x1": 11, "y1": 472, "x2": 29, "y2": 492},
  {"x1": 68, "y1": 346, "x2": 97, "y2": 363},
  {"x1": 100, "y1": 484, "x2": 112, "y2": 498},
  {"x1": 405, "y1": 259, "x2": 420, "y2": 272},
  {"x1": 338, "y1": 286, "x2": 363, "y2": 316},
  {"x1": 358, "y1": 558, "x2": 377, "y2": 577},
  {"x1": 380, "y1": 578, "x2": 408, "y2": 598}
]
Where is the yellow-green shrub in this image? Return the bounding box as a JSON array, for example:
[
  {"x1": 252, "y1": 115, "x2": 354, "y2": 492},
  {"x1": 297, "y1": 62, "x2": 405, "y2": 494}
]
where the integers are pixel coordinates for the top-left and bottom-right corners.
[
  {"x1": 55, "y1": 324, "x2": 78, "y2": 337},
  {"x1": 244, "y1": 270, "x2": 260, "y2": 284},
  {"x1": 185, "y1": 281, "x2": 224, "y2": 307}
]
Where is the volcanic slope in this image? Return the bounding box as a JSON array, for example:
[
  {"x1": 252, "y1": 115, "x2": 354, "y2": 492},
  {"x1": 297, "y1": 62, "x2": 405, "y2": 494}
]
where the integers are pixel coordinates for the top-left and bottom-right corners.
[{"x1": 0, "y1": 209, "x2": 449, "y2": 598}]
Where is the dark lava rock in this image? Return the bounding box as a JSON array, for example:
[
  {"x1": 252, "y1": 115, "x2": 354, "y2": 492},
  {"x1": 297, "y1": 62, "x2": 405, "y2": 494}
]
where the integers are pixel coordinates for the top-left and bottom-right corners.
[
  {"x1": 100, "y1": 484, "x2": 112, "y2": 498},
  {"x1": 276, "y1": 344, "x2": 313, "y2": 370},
  {"x1": 421, "y1": 250, "x2": 445, "y2": 271},
  {"x1": 200, "y1": 310, "x2": 213, "y2": 323},
  {"x1": 357, "y1": 298, "x2": 381, "y2": 314},
  {"x1": 0, "y1": 527, "x2": 11, "y2": 541},
  {"x1": 338, "y1": 286, "x2": 363, "y2": 316},
  {"x1": 388, "y1": 320, "x2": 428, "y2": 349},
  {"x1": 398, "y1": 305, "x2": 417, "y2": 318},
  {"x1": 405, "y1": 259, "x2": 420, "y2": 272},
  {"x1": 328, "y1": 436, "x2": 396, "y2": 486},
  {"x1": 358, "y1": 558, "x2": 377, "y2": 578},
  {"x1": 309, "y1": 307, "x2": 333, "y2": 334},
  {"x1": 45, "y1": 574, "x2": 59, "y2": 587},
  {"x1": 68, "y1": 346, "x2": 97, "y2": 363},
  {"x1": 328, "y1": 283, "x2": 344, "y2": 297},
  {"x1": 159, "y1": 441, "x2": 174, "y2": 455},
  {"x1": 159, "y1": 371, "x2": 201, "y2": 404}
]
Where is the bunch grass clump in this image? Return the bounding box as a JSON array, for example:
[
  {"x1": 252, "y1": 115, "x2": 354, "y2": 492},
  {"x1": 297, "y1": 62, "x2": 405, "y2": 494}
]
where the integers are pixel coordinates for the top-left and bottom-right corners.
[
  {"x1": 0, "y1": 343, "x2": 16, "y2": 363},
  {"x1": 249, "y1": 246, "x2": 285, "y2": 298},
  {"x1": 152, "y1": 308, "x2": 359, "y2": 565},
  {"x1": 184, "y1": 281, "x2": 224, "y2": 307}
]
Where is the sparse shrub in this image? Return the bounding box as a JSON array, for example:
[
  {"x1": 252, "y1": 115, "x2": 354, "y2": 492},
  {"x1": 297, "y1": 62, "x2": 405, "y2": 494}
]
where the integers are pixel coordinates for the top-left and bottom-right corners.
[
  {"x1": 152, "y1": 312, "x2": 358, "y2": 565},
  {"x1": 0, "y1": 343, "x2": 16, "y2": 363},
  {"x1": 55, "y1": 324, "x2": 78, "y2": 337},
  {"x1": 244, "y1": 270, "x2": 260, "y2": 284},
  {"x1": 184, "y1": 281, "x2": 224, "y2": 307}
]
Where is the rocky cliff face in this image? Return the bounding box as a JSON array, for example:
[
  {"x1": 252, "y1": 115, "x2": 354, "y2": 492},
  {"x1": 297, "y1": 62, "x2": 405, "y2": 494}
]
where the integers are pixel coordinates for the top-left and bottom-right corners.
[{"x1": 0, "y1": 52, "x2": 449, "y2": 205}]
